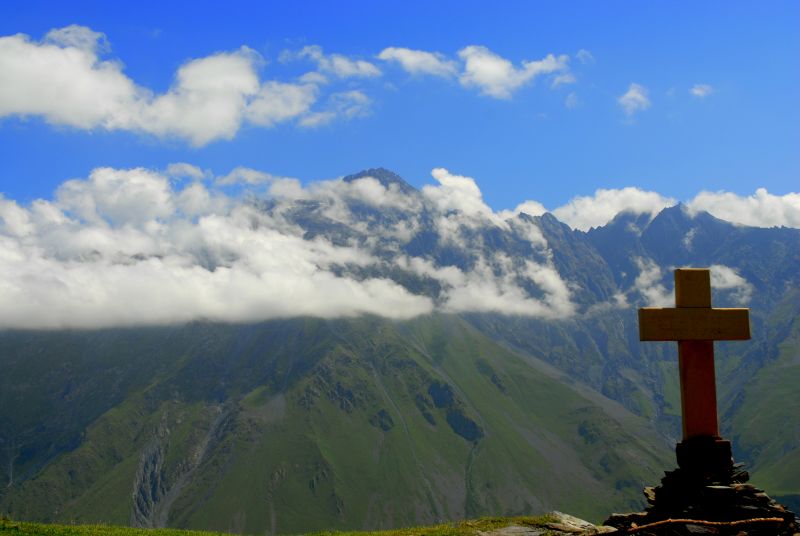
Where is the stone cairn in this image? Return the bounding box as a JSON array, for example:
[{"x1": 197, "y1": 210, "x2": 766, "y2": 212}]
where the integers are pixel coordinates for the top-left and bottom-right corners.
[{"x1": 604, "y1": 437, "x2": 798, "y2": 535}]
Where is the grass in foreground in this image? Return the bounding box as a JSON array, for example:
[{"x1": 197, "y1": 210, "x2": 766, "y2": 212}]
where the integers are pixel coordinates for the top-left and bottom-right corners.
[
  {"x1": 0, "y1": 517, "x2": 226, "y2": 536},
  {"x1": 0, "y1": 516, "x2": 557, "y2": 536}
]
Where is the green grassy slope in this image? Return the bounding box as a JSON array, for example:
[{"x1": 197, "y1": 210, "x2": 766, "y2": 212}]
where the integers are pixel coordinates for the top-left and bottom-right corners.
[
  {"x1": 468, "y1": 294, "x2": 800, "y2": 508},
  {"x1": 1, "y1": 316, "x2": 670, "y2": 533},
  {"x1": 0, "y1": 327, "x2": 186, "y2": 486},
  {"x1": 465, "y1": 310, "x2": 683, "y2": 438},
  {"x1": 1, "y1": 516, "x2": 232, "y2": 536},
  {"x1": 1, "y1": 515, "x2": 556, "y2": 536},
  {"x1": 726, "y1": 289, "x2": 800, "y2": 514}
]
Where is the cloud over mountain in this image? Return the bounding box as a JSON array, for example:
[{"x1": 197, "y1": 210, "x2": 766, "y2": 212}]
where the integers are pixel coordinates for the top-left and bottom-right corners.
[
  {"x1": 0, "y1": 169, "x2": 435, "y2": 328},
  {"x1": 0, "y1": 167, "x2": 570, "y2": 328},
  {"x1": 551, "y1": 187, "x2": 676, "y2": 231},
  {"x1": 687, "y1": 188, "x2": 800, "y2": 228},
  {"x1": 1, "y1": 165, "x2": 797, "y2": 329}
]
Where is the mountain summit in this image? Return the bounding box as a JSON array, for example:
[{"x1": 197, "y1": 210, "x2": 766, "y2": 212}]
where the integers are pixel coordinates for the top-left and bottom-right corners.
[{"x1": 343, "y1": 167, "x2": 418, "y2": 196}]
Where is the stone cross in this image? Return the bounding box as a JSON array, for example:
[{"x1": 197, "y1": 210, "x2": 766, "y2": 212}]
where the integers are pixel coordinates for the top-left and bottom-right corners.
[{"x1": 639, "y1": 268, "x2": 750, "y2": 441}]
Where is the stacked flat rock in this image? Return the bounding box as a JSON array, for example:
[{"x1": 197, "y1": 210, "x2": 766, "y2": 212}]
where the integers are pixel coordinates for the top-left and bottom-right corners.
[{"x1": 604, "y1": 463, "x2": 798, "y2": 535}]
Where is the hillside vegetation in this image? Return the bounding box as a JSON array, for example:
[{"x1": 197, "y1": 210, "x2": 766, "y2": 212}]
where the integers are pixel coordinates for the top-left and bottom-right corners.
[
  {"x1": 0, "y1": 516, "x2": 559, "y2": 536},
  {"x1": 0, "y1": 316, "x2": 667, "y2": 532}
]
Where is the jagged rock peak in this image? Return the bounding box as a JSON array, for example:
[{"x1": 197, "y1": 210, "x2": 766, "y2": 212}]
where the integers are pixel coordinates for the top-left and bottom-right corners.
[
  {"x1": 601, "y1": 209, "x2": 660, "y2": 232},
  {"x1": 650, "y1": 203, "x2": 731, "y2": 227},
  {"x1": 533, "y1": 212, "x2": 573, "y2": 233},
  {"x1": 342, "y1": 167, "x2": 418, "y2": 195}
]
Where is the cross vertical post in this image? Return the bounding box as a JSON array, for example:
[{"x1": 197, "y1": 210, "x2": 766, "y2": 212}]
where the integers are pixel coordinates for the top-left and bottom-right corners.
[
  {"x1": 675, "y1": 269, "x2": 719, "y2": 439},
  {"x1": 638, "y1": 268, "x2": 750, "y2": 475}
]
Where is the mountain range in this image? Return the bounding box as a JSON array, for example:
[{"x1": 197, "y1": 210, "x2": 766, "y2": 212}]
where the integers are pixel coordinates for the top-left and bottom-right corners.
[{"x1": 1, "y1": 168, "x2": 798, "y2": 534}]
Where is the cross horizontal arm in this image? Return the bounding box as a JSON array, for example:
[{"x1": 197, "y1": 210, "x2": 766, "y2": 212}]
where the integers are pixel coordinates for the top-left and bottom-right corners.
[{"x1": 639, "y1": 308, "x2": 751, "y2": 341}]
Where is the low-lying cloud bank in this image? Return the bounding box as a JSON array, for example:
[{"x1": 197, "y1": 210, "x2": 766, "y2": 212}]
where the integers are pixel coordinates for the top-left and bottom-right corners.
[
  {"x1": 632, "y1": 258, "x2": 752, "y2": 307},
  {"x1": 529, "y1": 187, "x2": 800, "y2": 231},
  {"x1": 0, "y1": 166, "x2": 570, "y2": 328},
  {"x1": 0, "y1": 168, "x2": 430, "y2": 328},
  {"x1": 686, "y1": 189, "x2": 800, "y2": 229},
  {"x1": 0, "y1": 165, "x2": 793, "y2": 328}
]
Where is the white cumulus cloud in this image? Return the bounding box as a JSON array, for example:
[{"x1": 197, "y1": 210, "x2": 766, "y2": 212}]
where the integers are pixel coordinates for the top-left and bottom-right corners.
[
  {"x1": 339, "y1": 177, "x2": 416, "y2": 209},
  {"x1": 633, "y1": 257, "x2": 673, "y2": 307},
  {"x1": 551, "y1": 73, "x2": 576, "y2": 88},
  {"x1": 618, "y1": 83, "x2": 651, "y2": 116},
  {"x1": 55, "y1": 167, "x2": 175, "y2": 226},
  {"x1": 0, "y1": 26, "x2": 367, "y2": 146},
  {"x1": 423, "y1": 168, "x2": 506, "y2": 228},
  {"x1": 709, "y1": 264, "x2": 752, "y2": 305},
  {"x1": 299, "y1": 90, "x2": 372, "y2": 128},
  {"x1": 44, "y1": 24, "x2": 109, "y2": 54},
  {"x1": 690, "y1": 84, "x2": 713, "y2": 98},
  {"x1": 457, "y1": 46, "x2": 569, "y2": 99},
  {"x1": 439, "y1": 256, "x2": 574, "y2": 318},
  {"x1": 282, "y1": 45, "x2": 381, "y2": 79},
  {"x1": 377, "y1": 47, "x2": 458, "y2": 77},
  {"x1": 0, "y1": 27, "x2": 142, "y2": 129},
  {"x1": 501, "y1": 200, "x2": 548, "y2": 220},
  {"x1": 166, "y1": 163, "x2": 208, "y2": 181},
  {"x1": 687, "y1": 188, "x2": 800, "y2": 228},
  {"x1": 246, "y1": 81, "x2": 318, "y2": 127},
  {"x1": 133, "y1": 48, "x2": 262, "y2": 146}
]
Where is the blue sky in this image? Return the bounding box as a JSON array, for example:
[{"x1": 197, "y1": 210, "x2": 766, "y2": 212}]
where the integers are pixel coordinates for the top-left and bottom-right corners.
[
  {"x1": 1, "y1": 0, "x2": 798, "y2": 210},
  {"x1": 0, "y1": 0, "x2": 798, "y2": 328}
]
